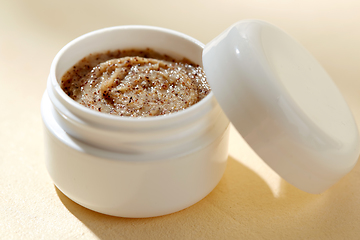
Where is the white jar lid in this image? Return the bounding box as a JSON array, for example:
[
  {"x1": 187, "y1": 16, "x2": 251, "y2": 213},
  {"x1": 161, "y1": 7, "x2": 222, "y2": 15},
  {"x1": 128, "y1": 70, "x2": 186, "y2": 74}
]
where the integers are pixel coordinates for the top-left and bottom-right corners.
[{"x1": 203, "y1": 20, "x2": 360, "y2": 193}]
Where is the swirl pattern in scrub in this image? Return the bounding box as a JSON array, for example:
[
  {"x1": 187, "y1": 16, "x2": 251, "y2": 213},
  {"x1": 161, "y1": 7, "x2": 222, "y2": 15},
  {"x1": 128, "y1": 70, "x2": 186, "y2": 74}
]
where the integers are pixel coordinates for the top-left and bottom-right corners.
[{"x1": 61, "y1": 49, "x2": 211, "y2": 117}]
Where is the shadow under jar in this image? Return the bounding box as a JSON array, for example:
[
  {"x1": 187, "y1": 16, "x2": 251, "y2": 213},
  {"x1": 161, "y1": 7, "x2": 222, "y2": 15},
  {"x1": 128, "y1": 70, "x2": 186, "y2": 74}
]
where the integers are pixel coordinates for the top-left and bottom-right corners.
[{"x1": 41, "y1": 26, "x2": 230, "y2": 218}]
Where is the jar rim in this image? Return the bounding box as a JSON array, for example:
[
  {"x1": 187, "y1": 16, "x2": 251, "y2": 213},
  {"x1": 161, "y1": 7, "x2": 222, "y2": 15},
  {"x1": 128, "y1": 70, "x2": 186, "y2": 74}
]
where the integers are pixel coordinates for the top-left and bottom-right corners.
[{"x1": 49, "y1": 25, "x2": 214, "y2": 123}]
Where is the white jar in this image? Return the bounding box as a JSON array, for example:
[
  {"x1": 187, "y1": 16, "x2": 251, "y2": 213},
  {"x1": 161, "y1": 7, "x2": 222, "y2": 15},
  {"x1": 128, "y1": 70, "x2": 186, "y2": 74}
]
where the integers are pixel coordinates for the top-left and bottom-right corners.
[{"x1": 41, "y1": 26, "x2": 230, "y2": 218}]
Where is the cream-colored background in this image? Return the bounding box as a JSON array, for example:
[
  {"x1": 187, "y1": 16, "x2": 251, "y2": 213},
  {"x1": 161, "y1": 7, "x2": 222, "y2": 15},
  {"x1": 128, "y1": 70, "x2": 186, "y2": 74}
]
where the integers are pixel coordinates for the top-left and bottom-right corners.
[{"x1": 1, "y1": 0, "x2": 360, "y2": 239}]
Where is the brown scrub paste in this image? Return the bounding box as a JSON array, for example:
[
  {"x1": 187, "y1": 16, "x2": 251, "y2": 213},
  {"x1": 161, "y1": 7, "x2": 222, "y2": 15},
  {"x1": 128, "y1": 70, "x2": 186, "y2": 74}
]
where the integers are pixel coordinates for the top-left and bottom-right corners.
[{"x1": 61, "y1": 49, "x2": 211, "y2": 117}]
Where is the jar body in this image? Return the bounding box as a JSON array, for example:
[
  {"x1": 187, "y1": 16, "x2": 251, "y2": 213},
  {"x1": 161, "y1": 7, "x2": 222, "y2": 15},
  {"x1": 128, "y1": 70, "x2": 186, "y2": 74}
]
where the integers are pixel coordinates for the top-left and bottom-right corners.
[{"x1": 41, "y1": 26, "x2": 230, "y2": 218}]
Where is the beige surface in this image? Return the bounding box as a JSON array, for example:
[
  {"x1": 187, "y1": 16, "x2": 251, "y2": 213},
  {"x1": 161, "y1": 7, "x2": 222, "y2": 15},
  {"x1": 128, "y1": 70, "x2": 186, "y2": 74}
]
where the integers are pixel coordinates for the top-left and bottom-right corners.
[{"x1": 1, "y1": 0, "x2": 360, "y2": 239}]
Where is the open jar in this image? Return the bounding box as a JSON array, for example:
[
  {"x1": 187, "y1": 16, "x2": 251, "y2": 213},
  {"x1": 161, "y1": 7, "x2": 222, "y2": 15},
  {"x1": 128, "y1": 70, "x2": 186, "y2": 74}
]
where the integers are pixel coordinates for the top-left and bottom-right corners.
[
  {"x1": 42, "y1": 20, "x2": 360, "y2": 218},
  {"x1": 41, "y1": 26, "x2": 230, "y2": 218}
]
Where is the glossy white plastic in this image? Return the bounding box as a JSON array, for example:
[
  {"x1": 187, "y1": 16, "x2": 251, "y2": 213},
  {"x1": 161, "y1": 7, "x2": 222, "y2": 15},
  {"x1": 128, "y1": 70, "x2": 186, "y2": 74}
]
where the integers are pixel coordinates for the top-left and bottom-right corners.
[
  {"x1": 42, "y1": 21, "x2": 360, "y2": 219},
  {"x1": 41, "y1": 26, "x2": 230, "y2": 218},
  {"x1": 203, "y1": 20, "x2": 360, "y2": 194}
]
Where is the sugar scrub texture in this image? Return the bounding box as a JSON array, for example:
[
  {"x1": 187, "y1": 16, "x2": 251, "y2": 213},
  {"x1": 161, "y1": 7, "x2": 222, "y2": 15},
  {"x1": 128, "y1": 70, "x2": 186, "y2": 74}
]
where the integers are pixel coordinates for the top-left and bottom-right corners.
[{"x1": 61, "y1": 49, "x2": 211, "y2": 117}]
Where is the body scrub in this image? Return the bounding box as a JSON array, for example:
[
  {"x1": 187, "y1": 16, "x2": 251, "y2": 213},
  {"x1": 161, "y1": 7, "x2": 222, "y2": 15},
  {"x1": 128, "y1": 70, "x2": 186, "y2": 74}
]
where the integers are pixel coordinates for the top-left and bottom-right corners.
[{"x1": 61, "y1": 49, "x2": 211, "y2": 117}]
